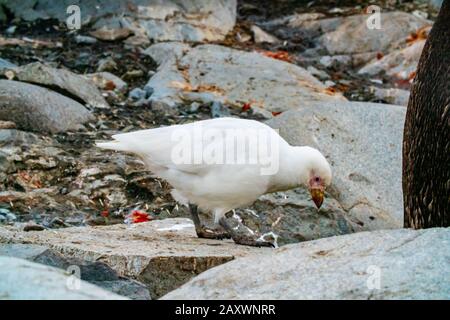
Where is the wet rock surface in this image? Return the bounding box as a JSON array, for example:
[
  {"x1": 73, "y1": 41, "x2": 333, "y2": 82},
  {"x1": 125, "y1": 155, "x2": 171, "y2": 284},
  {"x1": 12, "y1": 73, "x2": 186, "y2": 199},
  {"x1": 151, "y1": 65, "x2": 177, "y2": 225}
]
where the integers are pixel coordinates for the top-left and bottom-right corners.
[{"x1": 163, "y1": 228, "x2": 450, "y2": 299}]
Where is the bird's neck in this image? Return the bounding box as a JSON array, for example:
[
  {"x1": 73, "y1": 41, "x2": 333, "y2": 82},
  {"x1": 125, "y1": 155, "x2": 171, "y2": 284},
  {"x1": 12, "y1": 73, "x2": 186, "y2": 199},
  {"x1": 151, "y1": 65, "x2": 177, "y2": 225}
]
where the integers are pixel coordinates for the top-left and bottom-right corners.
[{"x1": 266, "y1": 146, "x2": 311, "y2": 193}]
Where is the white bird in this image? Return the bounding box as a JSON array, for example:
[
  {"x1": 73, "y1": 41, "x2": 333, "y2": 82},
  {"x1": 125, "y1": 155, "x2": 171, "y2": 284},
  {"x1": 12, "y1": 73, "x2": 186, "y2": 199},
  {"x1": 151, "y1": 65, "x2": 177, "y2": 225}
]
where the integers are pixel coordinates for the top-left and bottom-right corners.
[{"x1": 96, "y1": 117, "x2": 332, "y2": 246}]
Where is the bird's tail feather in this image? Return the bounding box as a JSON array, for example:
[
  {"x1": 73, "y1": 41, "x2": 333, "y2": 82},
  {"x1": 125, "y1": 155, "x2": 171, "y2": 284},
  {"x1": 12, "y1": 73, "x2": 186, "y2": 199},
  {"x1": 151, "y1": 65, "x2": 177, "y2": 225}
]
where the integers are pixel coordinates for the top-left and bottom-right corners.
[{"x1": 96, "y1": 141, "x2": 132, "y2": 152}]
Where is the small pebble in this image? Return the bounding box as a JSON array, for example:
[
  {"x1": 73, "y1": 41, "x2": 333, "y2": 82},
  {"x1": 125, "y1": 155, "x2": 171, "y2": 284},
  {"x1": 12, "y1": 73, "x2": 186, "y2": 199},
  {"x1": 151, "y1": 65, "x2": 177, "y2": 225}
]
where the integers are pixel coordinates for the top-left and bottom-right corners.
[
  {"x1": 75, "y1": 35, "x2": 98, "y2": 44},
  {"x1": 0, "y1": 120, "x2": 16, "y2": 129},
  {"x1": 190, "y1": 102, "x2": 201, "y2": 113},
  {"x1": 210, "y1": 101, "x2": 230, "y2": 118},
  {"x1": 6, "y1": 25, "x2": 17, "y2": 34},
  {"x1": 122, "y1": 69, "x2": 144, "y2": 80},
  {"x1": 47, "y1": 217, "x2": 69, "y2": 228},
  {"x1": 97, "y1": 57, "x2": 117, "y2": 72},
  {"x1": 23, "y1": 223, "x2": 45, "y2": 232},
  {"x1": 128, "y1": 88, "x2": 147, "y2": 101},
  {"x1": 0, "y1": 208, "x2": 17, "y2": 223},
  {"x1": 144, "y1": 85, "x2": 154, "y2": 98}
]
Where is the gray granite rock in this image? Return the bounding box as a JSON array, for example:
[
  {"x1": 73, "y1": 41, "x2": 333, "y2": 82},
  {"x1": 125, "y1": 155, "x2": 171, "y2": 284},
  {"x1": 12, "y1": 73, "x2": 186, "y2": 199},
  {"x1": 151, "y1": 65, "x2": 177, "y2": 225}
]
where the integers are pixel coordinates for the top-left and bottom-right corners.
[
  {"x1": 89, "y1": 25, "x2": 132, "y2": 41},
  {"x1": 267, "y1": 101, "x2": 406, "y2": 230},
  {"x1": 0, "y1": 129, "x2": 45, "y2": 174},
  {"x1": 0, "y1": 243, "x2": 151, "y2": 300},
  {"x1": 84, "y1": 72, "x2": 128, "y2": 94},
  {"x1": 90, "y1": 279, "x2": 151, "y2": 300},
  {"x1": 239, "y1": 187, "x2": 363, "y2": 246},
  {"x1": 370, "y1": 87, "x2": 411, "y2": 106},
  {"x1": 144, "y1": 42, "x2": 346, "y2": 111},
  {"x1": 0, "y1": 129, "x2": 41, "y2": 146},
  {"x1": 74, "y1": 35, "x2": 98, "y2": 44},
  {"x1": 319, "y1": 12, "x2": 431, "y2": 55},
  {"x1": 0, "y1": 58, "x2": 17, "y2": 73},
  {"x1": 359, "y1": 39, "x2": 426, "y2": 80},
  {"x1": 163, "y1": 228, "x2": 450, "y2": 299},
  {"x1": 15, "y1": 62, "x2": 109, "y2": 109},
  {"x1": 2, "y1": 0, "x2": 236, "y2": 42},
  {"x1": 0, "y1": 256, "x2": 128, "y2": 300},
  {"x1": 262, "y1": 12, "x2": 327, "y2": 30},
  {"x1": 251, "y1": 25, "x2": 279, "y2": 43},
  {"x1": 264, "y1": 11, "x2": 431, "y2": 66},
  {"x1": 128, "y1": 88, "x2": 146, "y2": 101},
  {"x1": 0, "y1": 218, "x2": 268, "y2": 299},
  {"x1": 0, "y1": 80, "x2": 93, "y2": 133},
  {"x1": 0, "y1": 208, "x2": 16, "y2": 224}
]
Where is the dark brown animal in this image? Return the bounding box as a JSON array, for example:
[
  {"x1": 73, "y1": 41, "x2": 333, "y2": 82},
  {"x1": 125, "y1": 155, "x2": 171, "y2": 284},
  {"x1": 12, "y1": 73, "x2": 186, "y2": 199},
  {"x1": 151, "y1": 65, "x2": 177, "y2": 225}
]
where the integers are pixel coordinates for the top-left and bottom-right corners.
[{"x1": 403, "y1": 0, "x2": 450, "y2": 228}]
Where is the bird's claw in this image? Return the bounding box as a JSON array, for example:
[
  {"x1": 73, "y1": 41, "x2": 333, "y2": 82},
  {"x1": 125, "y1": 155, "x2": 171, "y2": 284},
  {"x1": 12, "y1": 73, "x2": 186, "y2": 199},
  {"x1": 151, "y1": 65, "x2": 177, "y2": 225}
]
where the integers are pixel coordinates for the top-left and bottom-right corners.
[
  {"x1": 195, "y1": 225, "x2": 231, "y2": 240},
  {"x1": 231, "y1": 235, "x2": 275, "y2": 247},
  {"x1": 218, "y1": 217, "x2": 275, "y2": 247}
]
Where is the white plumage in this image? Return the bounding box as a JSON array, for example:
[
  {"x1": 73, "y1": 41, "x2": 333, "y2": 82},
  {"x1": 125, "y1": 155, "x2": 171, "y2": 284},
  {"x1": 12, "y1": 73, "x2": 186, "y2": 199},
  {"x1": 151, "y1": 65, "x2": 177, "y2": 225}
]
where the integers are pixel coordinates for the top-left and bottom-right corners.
[{"x1": 96, "y1": 118, "x2": 332, "y2": 224}]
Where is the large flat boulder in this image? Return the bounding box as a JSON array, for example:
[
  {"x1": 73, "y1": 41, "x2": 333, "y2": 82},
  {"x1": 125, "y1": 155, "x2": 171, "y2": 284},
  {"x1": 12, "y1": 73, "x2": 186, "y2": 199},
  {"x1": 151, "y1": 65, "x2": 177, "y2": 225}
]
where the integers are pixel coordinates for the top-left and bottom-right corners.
[
  {"x1": 2, "y1": 0, "x2": 236, "y2": 43},
  {"x1": 239, "y1": 187, "x2": 363, "y2": 246},
  {"x1": 0, "y1": 218, "x2": 268, "y2": 298},
  {"x1": 0, "y1": 80, "x2": 94, "y2": 133},
  {"x1": 144, "y1": 43, "x2": 346, "y2": 112},
  {"x1": 15, "y1": 62, "x2": 109, "y2": 109},
  {"x1": 83, "y1": 72, "x2": 128, "y2": 94},
  {"x1": 263, "y1": 11, "x2": 431, "y2": 66},
  {"x1": 318, "y1": 12, "x2": 431, "y2": 55},
  {"x1": 163, "y1": 228, "x2": 450, "y2": 299},
  {"x1": 359, "y1": 40, "x2": 425, "y2": 80},
  {"x1": 0, "y1": 256, "x2": 128, "y2": 300},
  {"x1": 267, "y1": 101, "x2": 406, "y2": 230},
  {"x1": 370, "y1": 87, "x2": 411, "y2": 106},
  {"x1": 0, "y1": 244, "x2": 151, "y2": 300}
]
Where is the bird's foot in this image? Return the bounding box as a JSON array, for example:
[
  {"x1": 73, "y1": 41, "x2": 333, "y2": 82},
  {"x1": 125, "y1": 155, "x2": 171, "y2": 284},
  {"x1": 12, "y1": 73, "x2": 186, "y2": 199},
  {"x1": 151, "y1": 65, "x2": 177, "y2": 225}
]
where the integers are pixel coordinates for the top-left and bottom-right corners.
[
  {"x1": 228, "y1": 234, "x2": 275, "y2": 247},
  {"x1": 189, "y1": 203, "x2": 230, "y2": 240},
  {"x1": 219, "y1": 216, "x2": 275, "y2": 248},
  {"x1": 195, "y1": 225, "x2": 231, "y2": 240}
]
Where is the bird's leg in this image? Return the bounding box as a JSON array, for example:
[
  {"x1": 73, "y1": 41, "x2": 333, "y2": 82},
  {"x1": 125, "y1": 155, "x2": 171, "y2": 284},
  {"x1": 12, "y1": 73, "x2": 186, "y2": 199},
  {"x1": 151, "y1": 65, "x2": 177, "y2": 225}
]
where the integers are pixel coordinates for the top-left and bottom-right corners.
[
  {"x1": 189, "y1": 204, "x2": 230, "y2": 240},
  {"x1": 189, "y1": 203, "x2": 202, "y2": 228},
  {"x1": 219, "y1": 213, "x2": 274, "y2": 247}
]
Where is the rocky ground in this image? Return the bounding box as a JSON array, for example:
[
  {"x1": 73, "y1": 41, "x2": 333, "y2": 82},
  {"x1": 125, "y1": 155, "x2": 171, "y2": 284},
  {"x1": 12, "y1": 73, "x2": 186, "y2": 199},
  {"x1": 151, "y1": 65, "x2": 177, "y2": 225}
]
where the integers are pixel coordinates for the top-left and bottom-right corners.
[{"x1": 0, "y1": 0, "x2": 448, "y2": 300}]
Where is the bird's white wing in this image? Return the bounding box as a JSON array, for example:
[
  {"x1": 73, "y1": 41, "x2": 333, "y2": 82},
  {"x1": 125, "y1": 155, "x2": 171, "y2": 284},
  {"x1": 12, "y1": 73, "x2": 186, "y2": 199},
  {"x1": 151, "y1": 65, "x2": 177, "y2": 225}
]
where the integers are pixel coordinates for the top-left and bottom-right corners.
[
  {"x1": 97, "y1": 118, "x2": 286, "y2": 174},
  {"x1": 96, "y1": 117, "x2": 287, "y2": 175},
  {"x1": 97, "y1": 122, "x2": 199, "y2": 173}
]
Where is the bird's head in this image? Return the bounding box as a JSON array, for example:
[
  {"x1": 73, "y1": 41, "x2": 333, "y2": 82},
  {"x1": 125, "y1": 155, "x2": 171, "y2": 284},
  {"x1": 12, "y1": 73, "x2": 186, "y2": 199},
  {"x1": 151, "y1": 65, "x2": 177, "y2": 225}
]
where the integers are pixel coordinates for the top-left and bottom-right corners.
[{"x1": 299, "y1": 147, "x2": 332, "y2": 209}]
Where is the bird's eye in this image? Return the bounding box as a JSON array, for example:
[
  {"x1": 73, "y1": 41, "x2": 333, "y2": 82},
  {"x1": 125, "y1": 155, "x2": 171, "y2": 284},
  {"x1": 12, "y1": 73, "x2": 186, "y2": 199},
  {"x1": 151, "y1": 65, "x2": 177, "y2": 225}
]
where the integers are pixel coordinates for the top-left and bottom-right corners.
[{"x1": 315, "y1": 177, "x2": 320, "y2": 183}]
